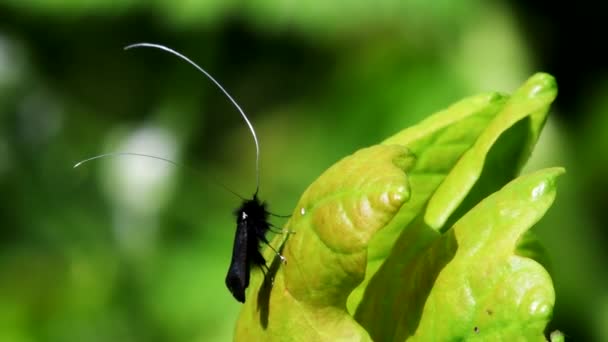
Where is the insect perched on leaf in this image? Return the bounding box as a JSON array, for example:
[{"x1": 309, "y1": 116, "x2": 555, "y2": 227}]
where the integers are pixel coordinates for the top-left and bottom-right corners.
[{"x1": 75, "y1": 43, "x2": 287, "y2": 303}]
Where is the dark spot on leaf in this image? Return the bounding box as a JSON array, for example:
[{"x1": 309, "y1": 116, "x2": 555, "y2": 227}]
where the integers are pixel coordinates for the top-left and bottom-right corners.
[
  {"x1": 474, "y1": 326, "x2": 479, "y2": 333},
  {"x1": 486, "y1": 308, "x2": 493, "y2": 315}
]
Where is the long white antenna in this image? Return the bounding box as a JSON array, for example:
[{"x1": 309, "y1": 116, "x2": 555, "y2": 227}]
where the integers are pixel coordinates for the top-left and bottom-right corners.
[
  {"x1": 74, "y1": 152, "x2": 182, "y2": 169},
  {"x1": 73, "y1": 152, "x2": 245, "y2": 200},
  {"x1": 124, "y1": 42, "x2": 261, "y2": 196}
]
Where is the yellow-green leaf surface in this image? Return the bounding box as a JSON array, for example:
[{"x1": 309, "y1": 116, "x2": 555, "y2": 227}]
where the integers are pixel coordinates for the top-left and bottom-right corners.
[
  {"x1": 234, "y1": 73, "x2": 560, "y2": 341},
  {"x1": 357, "y1": 168, "x2": 563, "y2": 341},
  {"x1": 351, "y1": 73, "x2": 556, "y2": 312}
]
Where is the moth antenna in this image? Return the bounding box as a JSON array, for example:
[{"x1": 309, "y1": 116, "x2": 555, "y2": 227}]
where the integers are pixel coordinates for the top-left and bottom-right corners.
[
  {"x1": 124, "y1": 42, "x2": 261, "y2": 196},
  {"x1": 73, "y1": 152, "x2": 245, "y2": 200},
  {"x1": 74, "y1": 152, "x2": 180, "y2": 169}
]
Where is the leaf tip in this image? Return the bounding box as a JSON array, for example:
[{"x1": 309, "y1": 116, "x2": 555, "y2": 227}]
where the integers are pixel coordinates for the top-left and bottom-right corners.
[
  {"x1": 525, "y1": 167, "x2": 564, "y2": 202},
  {"x1": 521, "y1": 72, "x2": 558, "y2": 101},
  {"x1": 541, "y1": 166, "x2": 566, "y2": 185},
  {"x1": 549, "y1": 330, "x2": 565, "y2": 342}
]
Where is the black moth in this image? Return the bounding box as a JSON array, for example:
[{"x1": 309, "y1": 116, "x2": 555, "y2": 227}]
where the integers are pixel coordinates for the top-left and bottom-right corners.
[
  {"x1": 226, "y1": 194, "x2": 270, "y2": 302},
  {"x1": 75, "y1": 43, "x2": 286, "y2": 304}
]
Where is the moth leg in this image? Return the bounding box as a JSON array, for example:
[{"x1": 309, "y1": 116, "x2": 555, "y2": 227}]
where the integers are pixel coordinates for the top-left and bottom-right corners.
[
  {"x1": 268, "y1": 212, "x2": 291, "y2": 218},
  {"x1": 268, "y1": 223, "x2": 296, "y2": 235},
  {"x1": 263, "y1": 241, "x2": 287, "y2": 264}
]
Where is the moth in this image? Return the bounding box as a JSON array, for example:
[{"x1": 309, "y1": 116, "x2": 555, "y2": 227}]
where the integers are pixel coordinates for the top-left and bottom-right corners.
[{"x1": 75, "y1": 43, "x2": 286, "y2": 303}]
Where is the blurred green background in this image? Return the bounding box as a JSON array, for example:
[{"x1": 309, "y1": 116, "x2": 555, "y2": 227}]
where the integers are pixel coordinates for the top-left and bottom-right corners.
[{"x1": 0, "y1": 1, "x2": 606, "y2": 341}]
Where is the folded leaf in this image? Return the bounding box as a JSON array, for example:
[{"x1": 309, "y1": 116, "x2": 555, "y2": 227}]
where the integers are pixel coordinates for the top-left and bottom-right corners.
[
  {"x1": 352, "y1": 73, "x2": 557, "y2": 312},
  {"x1": 350, "y1": 91, "x2": 508, "y2": 311},
  {"x1": 356, "y1": 168, "x2": 563, "y2": 341}
]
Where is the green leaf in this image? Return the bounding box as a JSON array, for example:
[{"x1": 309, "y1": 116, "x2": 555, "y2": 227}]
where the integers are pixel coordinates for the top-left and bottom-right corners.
[
  {"x1": 356, "y1": 167, "x2": 563, "y2": 341},
  {"x1": 351, "y1": 73, "x2": 556, "y2": 312},
  {"x1": 423, "y1": 73, "x2": 556, "y2": 231},
  {"x1": 349, "y1": 91, "x2": 508, "y2": 311},
  {"x1": 234, "y1": 73, "x2": 560, "y2": 341}
]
